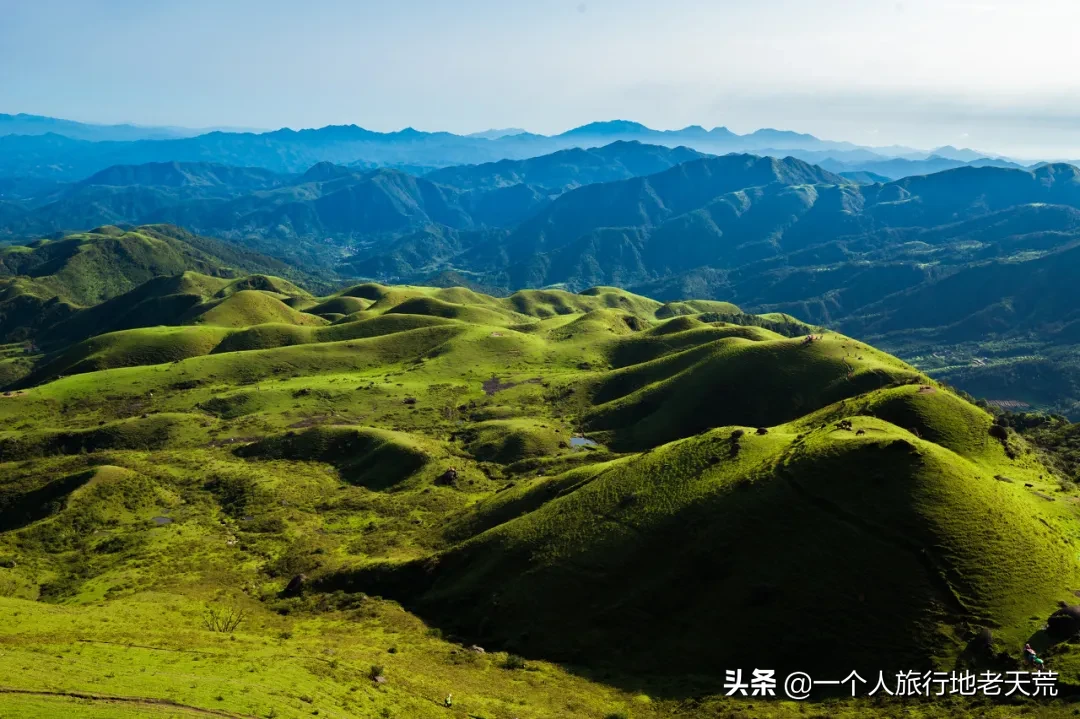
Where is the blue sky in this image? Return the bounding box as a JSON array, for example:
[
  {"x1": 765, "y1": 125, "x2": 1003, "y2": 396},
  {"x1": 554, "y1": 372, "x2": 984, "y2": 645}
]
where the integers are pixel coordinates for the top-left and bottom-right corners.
[{"x1": 3, "y1": 0, "x2": 1080, "y2": 158}]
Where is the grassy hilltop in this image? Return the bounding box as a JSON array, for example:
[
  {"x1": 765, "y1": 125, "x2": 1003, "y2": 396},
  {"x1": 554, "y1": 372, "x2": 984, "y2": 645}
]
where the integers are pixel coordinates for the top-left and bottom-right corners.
[{"x1": 3, "y1": 232, "x2": 1080, "y2": 717}]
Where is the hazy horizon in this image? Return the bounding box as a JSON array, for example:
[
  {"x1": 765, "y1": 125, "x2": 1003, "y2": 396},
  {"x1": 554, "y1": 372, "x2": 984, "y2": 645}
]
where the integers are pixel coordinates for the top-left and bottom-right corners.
[{"x1": 5, "y1": 0, "x2": 1080, "y2": 160}]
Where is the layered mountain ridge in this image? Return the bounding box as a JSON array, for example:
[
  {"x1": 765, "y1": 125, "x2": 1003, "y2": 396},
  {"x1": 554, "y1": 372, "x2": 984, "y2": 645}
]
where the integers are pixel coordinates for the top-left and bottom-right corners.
[{"x1": 0, "y1": 115, "x2": 1048, "y2": 182}]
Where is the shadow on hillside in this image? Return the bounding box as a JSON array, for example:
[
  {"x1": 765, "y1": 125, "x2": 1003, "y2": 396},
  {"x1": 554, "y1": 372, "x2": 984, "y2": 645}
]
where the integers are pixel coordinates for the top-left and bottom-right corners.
[
  {"x1": 311, "y1": 566, "x2": 708, "y2": 699},
  {"x1": 0, "y1": 470, "x2": 93, "y2": 532},
  {"x1": 311, "y1": 562, "x2": 893, "y2": 701}
]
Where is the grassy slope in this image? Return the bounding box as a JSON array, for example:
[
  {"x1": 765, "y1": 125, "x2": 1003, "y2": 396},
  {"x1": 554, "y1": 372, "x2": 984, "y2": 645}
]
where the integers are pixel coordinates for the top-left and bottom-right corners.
[
  {"x1": 2, "y1": 279, "x2": 1080, "y2": 717},
  {"x1": 0, "y1": 226, "x2": 321, "y2": 351},
  {"x1": 0, "y1": 225, "x2": 307, "y2": 307},
  {"x1": 349, "y1": 392, "x2": 1077, "y2": 677}
]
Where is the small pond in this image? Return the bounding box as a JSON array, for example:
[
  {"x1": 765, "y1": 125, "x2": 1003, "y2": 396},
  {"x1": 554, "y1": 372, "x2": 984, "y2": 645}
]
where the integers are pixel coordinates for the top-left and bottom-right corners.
[{"x1": 569, "y1": 436, "x2": 599, "y2": 448}]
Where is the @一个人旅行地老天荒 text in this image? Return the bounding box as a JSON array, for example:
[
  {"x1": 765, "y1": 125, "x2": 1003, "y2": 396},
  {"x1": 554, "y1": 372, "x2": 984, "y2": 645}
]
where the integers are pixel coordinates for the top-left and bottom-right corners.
[{"x1": 720, "y1": 669, "x2": 1059, "y2": 699}]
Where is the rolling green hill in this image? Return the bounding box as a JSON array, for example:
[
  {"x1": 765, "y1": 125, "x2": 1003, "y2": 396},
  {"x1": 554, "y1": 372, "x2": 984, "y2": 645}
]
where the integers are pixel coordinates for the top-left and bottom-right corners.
[
  {"x1": 0, "y1": 225, "x2": 318, "y2": 346},
  {"x1": 2, "y1": 275, "x2": 1079, "y2": 717}
]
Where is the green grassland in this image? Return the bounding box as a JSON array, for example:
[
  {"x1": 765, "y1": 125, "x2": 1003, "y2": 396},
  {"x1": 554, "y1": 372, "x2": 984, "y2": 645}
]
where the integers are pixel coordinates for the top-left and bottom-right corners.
[{"x1": 4, "y1": 266, "x2": 1080, "y2": 717}]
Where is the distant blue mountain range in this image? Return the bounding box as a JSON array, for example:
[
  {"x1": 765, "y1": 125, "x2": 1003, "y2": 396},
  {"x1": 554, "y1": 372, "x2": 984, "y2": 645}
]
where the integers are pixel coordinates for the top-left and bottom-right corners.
[{"x1": 0, "y1": 113, "x2": 1047, "y2": 182}]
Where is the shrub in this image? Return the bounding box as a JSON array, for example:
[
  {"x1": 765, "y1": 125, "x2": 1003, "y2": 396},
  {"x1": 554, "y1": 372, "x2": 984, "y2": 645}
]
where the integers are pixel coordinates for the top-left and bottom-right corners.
[
  {"x1": 204, "y1": 474, "x2": 258, "y2": 517},
  {"x1": 246, "y1": 515, "x2": 287, "y2": 534},
  {"x1": 93, "y1": 535, "x2": 136, "y2": 554},
  {"x1": 38, "y1": 574, "x2": 83, "y2": 600},
  {"x1": 502, "y1": 653, "x2": 527, "y2": 670},
  {"x1": 268, "y1": 541, "x2": 321, "y2": 578},
  {"x1": 369, "y1": 664, "x2": 385, "y2": 680},
  {"x1": 0, "y1": 575, "x2": 22, "y2": 598}
]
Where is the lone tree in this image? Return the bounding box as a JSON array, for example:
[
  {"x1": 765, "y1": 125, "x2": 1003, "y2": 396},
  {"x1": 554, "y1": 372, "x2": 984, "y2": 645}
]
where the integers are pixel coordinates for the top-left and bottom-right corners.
[{"x1": 202, "y1": 604, "x2": 247, "y2": 633}]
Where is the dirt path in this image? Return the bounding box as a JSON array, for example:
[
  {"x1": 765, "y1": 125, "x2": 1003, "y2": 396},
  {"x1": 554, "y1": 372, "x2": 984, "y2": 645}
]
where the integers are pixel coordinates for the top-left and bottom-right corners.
[
  {"x1": 76, "y1": 639, "x2": 222, "y2": 656},
  {"x1": 0, "y1": 687, "x2": 257, "y2": 718}
]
